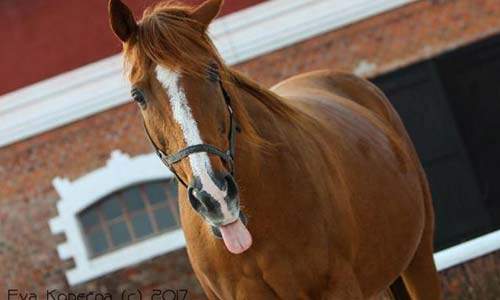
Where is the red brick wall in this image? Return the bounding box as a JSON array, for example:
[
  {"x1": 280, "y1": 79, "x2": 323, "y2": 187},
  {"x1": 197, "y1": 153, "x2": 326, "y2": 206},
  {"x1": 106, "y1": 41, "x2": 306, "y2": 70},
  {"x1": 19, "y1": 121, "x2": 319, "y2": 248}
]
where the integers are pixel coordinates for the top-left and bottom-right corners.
[{"x1": 1, "y1": 0, "x2": 500, "y2": 298}]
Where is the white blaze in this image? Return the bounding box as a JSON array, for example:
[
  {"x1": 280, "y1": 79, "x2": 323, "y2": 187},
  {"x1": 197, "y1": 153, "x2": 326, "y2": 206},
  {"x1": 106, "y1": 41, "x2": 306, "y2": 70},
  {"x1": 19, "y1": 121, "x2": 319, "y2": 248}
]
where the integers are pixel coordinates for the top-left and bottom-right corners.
[{"x1": 155, "y1": 65, "x2": 232, "y2": 219}]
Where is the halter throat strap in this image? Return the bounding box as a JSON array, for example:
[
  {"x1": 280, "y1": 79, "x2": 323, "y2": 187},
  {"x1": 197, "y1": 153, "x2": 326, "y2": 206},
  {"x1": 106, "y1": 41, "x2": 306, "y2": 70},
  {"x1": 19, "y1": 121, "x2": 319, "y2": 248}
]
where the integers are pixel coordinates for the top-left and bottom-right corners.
[{"x1": 144, "y1": 79, "x2": 237, "y2": 188}]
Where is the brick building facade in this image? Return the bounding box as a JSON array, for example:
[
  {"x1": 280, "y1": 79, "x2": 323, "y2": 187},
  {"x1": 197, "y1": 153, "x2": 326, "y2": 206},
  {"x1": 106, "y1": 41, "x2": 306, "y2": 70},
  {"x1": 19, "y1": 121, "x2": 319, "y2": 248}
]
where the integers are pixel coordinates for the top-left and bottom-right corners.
[{"x1": 1, "y1": 0, "x2": 500, "y2": 299}]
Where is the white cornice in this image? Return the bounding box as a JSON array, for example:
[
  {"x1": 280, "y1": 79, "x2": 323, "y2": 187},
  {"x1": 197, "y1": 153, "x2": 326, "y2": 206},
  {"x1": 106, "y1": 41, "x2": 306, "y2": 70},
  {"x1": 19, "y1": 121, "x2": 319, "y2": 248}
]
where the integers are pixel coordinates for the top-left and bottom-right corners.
[
  {"x1": 0, "y1": 56, "x2": 129, "y2": 148},
  {"x1": 0, "y1": 0, "x2": 415, "y2": 148}
]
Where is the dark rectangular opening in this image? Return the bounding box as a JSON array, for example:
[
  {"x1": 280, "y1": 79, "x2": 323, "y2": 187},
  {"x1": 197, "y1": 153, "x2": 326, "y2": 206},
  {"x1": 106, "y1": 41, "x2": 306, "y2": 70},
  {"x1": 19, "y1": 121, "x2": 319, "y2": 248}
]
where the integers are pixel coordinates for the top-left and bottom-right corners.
[
  {"x1": 436, "y1": 34, "x2": 500, "y2": 231},
  {"x1": 372, "y1": 33, "x2": 500, "y2": 250}
]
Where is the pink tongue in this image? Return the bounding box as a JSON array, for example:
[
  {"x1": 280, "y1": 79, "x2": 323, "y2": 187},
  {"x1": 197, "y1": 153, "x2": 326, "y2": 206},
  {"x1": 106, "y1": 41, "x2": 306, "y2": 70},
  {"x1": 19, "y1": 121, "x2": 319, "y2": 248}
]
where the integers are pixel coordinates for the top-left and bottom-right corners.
[{"x1": 219, "y1": 219, "x2": 252, "y2": 254}]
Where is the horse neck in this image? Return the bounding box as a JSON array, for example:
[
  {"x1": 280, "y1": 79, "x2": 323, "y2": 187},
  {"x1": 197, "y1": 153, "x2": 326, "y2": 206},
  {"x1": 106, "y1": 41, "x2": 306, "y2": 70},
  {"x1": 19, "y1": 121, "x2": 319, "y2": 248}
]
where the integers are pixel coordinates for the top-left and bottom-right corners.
[
  {"x1": 231, "y1": 75, "x2": 322, "y2": 183},
  {"x1": 227, "y1": 76, "x2": 344, "y2": 231},
  {"x1": 233, "y1": 80, "x2": 298, "y2": 148}
]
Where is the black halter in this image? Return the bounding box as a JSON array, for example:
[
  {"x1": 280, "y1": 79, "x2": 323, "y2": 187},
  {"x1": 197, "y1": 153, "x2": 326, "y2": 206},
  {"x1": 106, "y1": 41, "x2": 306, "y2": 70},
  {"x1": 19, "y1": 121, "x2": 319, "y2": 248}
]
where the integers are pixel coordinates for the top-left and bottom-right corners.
[{"x1": 144, "y1": 79, "x2": 237, "y2": 188}]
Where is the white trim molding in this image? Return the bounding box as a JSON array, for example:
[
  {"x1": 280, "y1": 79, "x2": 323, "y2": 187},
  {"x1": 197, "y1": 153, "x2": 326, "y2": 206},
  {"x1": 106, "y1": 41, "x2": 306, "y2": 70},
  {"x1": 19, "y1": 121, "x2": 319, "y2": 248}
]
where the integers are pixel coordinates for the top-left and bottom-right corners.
[
  {"x1": 49, "y1": 150, "x2": 185, "y2": 286},
  {"x1": 434, "y1": 229, "x2": 500, "y2": 271},
  {"x1": 0, "y1": 0, "x2": 415, "y2": 148}
]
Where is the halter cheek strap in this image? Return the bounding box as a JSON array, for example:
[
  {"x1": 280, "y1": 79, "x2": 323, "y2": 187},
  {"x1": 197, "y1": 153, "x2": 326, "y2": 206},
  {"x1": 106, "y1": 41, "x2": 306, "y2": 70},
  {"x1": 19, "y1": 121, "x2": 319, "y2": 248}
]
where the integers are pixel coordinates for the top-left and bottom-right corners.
[{"x1": 144, "y1": 79, "x2": 237, "y2": 188}]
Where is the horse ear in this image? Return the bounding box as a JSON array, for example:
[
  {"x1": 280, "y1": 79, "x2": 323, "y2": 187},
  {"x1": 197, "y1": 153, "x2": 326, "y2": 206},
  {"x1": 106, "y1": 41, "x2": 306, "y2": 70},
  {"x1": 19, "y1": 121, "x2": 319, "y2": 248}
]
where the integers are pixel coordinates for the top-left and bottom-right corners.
[
  {"x1": 190, "y1": 0, "x2": 223, "y2": 30},
  {"x1": 108, "y1": 0, "x2": 138, "y2": 42}
]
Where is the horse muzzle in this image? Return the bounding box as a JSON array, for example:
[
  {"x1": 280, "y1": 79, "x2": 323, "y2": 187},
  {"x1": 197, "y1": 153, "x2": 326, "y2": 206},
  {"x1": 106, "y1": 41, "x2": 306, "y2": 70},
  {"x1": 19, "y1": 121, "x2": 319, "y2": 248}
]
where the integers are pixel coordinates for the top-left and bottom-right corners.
[{"x1": 187, "y1": 173, "x2": 244, "y2": 227}]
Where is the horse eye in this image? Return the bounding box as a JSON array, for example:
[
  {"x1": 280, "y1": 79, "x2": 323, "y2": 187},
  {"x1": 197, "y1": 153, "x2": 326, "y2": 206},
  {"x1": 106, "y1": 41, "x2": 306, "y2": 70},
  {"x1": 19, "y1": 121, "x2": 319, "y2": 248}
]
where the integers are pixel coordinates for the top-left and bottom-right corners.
[
  {"x1": 208, "y1": 63, "x2": 219, "y2": 82},
  {"x1": 131, "y1": 89, "x2": 146, "y2": 106}
]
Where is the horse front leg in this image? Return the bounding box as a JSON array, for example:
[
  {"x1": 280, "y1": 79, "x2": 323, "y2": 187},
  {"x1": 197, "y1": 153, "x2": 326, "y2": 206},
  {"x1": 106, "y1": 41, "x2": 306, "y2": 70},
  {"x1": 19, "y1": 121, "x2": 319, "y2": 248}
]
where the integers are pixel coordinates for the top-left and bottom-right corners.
[{"x1": 234, "y1": 277, "x2": 284, "y2": 300}]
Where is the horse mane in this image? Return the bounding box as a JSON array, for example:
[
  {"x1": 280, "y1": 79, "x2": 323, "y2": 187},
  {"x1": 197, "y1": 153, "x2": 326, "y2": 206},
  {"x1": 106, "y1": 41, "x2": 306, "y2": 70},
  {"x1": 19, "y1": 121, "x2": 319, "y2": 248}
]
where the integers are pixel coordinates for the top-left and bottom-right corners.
[{"x1": 123, "y1": 1, "x2": 307, "y2": 148}]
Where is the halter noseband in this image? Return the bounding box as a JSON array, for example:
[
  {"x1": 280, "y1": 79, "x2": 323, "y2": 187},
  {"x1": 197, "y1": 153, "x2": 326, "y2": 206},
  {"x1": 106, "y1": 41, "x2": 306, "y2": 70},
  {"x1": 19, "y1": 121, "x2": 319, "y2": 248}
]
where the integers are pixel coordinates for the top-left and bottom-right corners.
[{"x1": 144, "y1": 79, "x2": 237, "y2": 188}]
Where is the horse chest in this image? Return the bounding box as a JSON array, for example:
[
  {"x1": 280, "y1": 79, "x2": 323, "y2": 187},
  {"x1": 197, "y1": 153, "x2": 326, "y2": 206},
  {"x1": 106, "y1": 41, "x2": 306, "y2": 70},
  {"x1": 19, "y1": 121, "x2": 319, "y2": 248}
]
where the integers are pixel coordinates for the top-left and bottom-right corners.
[{"x1": 191, "y1": 238, "x2": 333, "y2": 300}]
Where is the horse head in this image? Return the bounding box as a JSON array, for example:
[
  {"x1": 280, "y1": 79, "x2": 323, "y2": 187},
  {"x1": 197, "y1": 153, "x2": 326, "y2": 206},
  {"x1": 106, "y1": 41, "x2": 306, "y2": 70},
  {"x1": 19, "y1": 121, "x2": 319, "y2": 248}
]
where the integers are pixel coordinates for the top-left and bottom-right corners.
[{"x1": 108, "y1": 0, "x2": 252, "y2": 254}]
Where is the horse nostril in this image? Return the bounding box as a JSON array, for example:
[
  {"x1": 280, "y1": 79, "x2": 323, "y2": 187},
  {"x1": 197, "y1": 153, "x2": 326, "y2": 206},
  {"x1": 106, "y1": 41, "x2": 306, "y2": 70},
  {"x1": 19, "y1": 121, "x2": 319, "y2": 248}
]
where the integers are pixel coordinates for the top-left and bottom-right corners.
[
  {"x1": 202, "y1": 195, "x2": 218, "y2": 211},
  {"x1": 225, "y1": 174, "x2": 238, "y2": 199},
  {"x1": 188, "y1": 186, "x2": 202, "y2": 211},
  {"x1": 188, "y1": 186, "x2": 220, "y2": 212}
]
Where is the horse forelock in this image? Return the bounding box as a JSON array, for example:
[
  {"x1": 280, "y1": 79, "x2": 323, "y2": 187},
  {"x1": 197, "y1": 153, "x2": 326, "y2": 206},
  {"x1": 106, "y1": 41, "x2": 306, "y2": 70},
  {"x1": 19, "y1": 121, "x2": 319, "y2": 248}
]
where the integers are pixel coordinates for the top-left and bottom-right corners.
[{"x1": 133, "y1": 2, "x2": 219, "y2": 75}]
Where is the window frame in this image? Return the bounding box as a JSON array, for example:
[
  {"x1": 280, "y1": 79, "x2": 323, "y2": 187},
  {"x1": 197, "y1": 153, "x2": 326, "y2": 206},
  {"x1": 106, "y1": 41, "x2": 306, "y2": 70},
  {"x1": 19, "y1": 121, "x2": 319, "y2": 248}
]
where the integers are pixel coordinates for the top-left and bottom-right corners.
[{"x1": 49, "y1": 151, "x2": 186, "y2": 286}]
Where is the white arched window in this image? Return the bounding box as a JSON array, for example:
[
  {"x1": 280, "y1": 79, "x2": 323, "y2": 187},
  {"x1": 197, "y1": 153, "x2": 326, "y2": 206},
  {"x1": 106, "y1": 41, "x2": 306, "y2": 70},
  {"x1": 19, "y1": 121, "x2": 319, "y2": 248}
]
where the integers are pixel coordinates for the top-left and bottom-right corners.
[{"x1": 49, "y1": 151, "x2": 186, "y2": 286}]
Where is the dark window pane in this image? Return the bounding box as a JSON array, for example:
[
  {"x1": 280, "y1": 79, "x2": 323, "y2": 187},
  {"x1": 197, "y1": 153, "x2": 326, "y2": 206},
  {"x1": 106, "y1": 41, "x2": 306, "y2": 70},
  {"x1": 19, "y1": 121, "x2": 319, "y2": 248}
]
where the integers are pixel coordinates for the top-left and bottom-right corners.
[
  {"x1": 101, "y1": 195, "x2": 122, "y2": 220},
  {"x1": 145, "y1": 182, "x2": 167, "y2": 205},
  {"x1": 88, "y1": 228, "x2": 108, "y2": 256},
  {"x1": 167, "y1": 181, "x2": 178, "y2": 200},
  {"x1": 173, "y1": 196, "x2": 180, "y2": 216},
  {"x1": 154, "y1": 206, "x2": 178, "y2": 231},
  {"x1": 122, "y1": 187, "x2": 145, "y2": 212},
  {"x1": 109, "y1": 221, "x2": 132, "y2": 247},
  {"x1": 80, "y1": 209, "x2": 99, "y2": 230},
  {"x1": 131, "y1": 212, "x2": 154, "y2": 239}
]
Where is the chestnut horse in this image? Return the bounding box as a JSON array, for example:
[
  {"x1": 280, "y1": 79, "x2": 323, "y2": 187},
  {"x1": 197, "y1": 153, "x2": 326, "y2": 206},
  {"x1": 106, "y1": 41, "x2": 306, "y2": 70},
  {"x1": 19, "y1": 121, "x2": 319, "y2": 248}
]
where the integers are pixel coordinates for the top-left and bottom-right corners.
[{"x1": 108, "y1": 0, "x2": 441, "y2": 299}]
